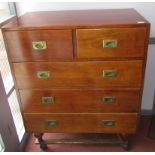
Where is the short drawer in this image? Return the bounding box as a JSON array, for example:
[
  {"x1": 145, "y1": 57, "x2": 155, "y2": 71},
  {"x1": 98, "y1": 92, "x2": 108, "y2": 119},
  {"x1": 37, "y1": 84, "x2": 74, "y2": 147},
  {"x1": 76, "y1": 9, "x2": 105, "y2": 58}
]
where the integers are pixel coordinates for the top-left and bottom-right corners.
[
  {"x1": 4, "y1": 30, "x2": 73, "y2": 61},
  {"x1": 20, "y1": 89, "x2": 140, "y2": 113},
  {"x1": 24, "y1": 113, "x2": 138, "y2": 133},
  {"x1": 76, "y1": 28, "x2": 147, "y2": 59},
  {"x1": 13, "y1": 60, "x2": 143, "y2": 89}
]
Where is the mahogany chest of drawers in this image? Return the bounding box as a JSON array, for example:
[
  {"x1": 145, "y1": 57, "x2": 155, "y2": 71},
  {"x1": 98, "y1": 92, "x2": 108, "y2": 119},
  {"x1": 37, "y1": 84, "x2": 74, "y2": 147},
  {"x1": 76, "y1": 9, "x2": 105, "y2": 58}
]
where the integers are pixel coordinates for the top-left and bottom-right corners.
[{"x1": 2, "y1": 9, "x2": 150, "y2": 150}]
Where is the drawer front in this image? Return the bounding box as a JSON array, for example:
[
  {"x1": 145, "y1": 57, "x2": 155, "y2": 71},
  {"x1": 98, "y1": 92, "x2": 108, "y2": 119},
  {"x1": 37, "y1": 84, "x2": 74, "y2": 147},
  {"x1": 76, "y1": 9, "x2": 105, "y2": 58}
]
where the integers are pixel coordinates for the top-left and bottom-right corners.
[
  {"x1": 24, "y1": 113, "x2": 138, "y2": 133},
  {"x1": 20, "y1": 89, "x2": 140, "y2": 113},
  {"x1": 76, "y1": 28, "x2": 147, "y2": 59},
  {"x1": 13, "y1": 61, "x2": 143, "y2": 89},
  {"x1": 4, "y1": 30, "x2": 73, "y2": 61}
]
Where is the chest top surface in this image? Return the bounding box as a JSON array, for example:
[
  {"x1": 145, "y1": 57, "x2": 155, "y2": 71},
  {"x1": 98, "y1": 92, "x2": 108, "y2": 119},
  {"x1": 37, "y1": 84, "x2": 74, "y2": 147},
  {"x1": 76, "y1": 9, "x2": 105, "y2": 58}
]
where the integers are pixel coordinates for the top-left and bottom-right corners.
[{"x1": 2, "y1": 9, "x2": 149, "y2": 30}]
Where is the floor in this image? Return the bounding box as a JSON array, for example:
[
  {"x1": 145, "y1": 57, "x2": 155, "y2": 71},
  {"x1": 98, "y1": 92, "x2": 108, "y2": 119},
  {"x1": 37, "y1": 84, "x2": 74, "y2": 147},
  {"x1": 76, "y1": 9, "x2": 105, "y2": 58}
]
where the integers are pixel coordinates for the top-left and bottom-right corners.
[{"x1": 24, "y1": 116, "x2": 155, "y2": 152}]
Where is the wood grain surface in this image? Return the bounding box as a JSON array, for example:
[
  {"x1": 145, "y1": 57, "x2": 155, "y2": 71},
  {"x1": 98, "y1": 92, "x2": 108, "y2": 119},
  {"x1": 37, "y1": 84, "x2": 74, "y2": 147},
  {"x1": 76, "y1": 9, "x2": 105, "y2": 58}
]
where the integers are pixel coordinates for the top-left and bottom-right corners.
[
  {"x1": 24, "y1": 113, "x2": 138, "y2": 133},
  {"x1": 20, "y1": 89, "x2": 140, "y2": 113},
  {"x1": 2, "y1": 9, "x2": 149, "y2": 30},
  {"x1": 13, "y1": 61, "x2": 143, "y2": 89},
  {"x1": 4, "y1": 30, "x2": 73, "y2": 62},
  {"x1": 76, "y1": 27, "x2": 147, "y2": 59}
]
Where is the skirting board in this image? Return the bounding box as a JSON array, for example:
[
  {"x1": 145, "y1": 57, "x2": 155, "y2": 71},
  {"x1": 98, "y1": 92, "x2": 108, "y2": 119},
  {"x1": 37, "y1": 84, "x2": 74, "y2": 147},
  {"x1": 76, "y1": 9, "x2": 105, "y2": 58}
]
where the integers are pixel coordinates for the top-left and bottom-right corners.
[
  {"x1": 141, "y1": 109, "x2": 155, "y2": 116},
  {"x1": 19, "y1": 133, "x2": 30, "y2": 152}
]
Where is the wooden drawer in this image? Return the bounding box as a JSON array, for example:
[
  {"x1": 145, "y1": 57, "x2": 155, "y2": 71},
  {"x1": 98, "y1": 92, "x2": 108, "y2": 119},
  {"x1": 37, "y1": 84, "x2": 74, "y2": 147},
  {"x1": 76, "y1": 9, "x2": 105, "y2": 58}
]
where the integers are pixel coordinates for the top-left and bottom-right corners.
[
  {"x1": 4, "y1": 30, "x2": 73, "y2": 62},
  {"x1": 13, "y1": 60, "x2": 143, "y2": 89},
  {"x1": 24, "y1": 113, "x2": 138, "y2": 133},
  {"x1": 20, "y1": 89, "x2": 140, "y2": 113},
  {"x1": 76, "y1": 28, "x2": 147, "y2": 59}
]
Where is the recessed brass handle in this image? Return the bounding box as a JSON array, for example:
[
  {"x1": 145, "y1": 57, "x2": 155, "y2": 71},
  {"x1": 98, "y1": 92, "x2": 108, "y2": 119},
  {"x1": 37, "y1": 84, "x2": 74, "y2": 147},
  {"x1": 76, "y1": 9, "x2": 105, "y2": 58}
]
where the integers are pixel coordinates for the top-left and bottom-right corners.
[
  {"x1": 46, "y1": 120, "x2": 58, "y2": 126},
  {"x1": 102, "y1": 120, "x2": 116, "y2": 126},
  {"x1": 103, "y1": 40, "x2": 117, "y2": 48},
  {"x1": 32, "y1": 41, "x2": 47, "y2": 50},
  {"x1": 103, "y1": 96, "x2": 116, "y2": 104},
  {"x1": 103, "y1": 70, "x2": 117, "y2": 77},
  {"x1": 42, "y1": 97, "x2": 54, "y2": 104},
  {"x1": 37, "y1": 71, "x2": 51, "y2": 79}
]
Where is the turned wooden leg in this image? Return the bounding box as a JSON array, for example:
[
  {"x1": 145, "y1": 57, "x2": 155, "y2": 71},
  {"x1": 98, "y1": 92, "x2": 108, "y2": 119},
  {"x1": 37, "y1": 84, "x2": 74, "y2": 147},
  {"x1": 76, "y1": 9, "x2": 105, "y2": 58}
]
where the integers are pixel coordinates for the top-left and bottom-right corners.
[
  {"x1": 34, "y1": 133, "x2": 47, "y2": 150},
  {"x1": 119, "y1": 134, "x2": 130, "y2": 150}
]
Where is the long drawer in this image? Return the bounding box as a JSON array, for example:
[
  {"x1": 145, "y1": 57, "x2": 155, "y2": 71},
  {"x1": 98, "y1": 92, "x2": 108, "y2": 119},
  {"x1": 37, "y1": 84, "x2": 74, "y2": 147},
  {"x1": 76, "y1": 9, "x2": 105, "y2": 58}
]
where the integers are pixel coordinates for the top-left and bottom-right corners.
[
  {"x1": 76, "y1": 28, "x2": 147, "y2": 59},
  {"x1": 24, "y1": 113, "x2": 138, "y2": 133},
  {"x1": 13, "y1": 60, "x2": 143, "y2": 89},
  {"x1": 20, "y1": 89, "x2": 140, "y2": 113},
  {"x1": 4, "y1": 30, "x2": 73, "y2": 62}
]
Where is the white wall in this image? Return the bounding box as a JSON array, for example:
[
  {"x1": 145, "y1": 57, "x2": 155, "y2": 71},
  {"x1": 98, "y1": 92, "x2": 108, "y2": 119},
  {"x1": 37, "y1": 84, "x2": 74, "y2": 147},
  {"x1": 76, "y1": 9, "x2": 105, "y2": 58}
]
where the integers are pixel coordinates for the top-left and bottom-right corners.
[
  {"x1": 0, "y1": 2, "x2": 9, "y2": 9},
  {"x1": 0, "y1": 2, "x2": 10, "y2": 17},
  {"x1": 16, "y1": 2, "x2": 155, "y2": 110}
]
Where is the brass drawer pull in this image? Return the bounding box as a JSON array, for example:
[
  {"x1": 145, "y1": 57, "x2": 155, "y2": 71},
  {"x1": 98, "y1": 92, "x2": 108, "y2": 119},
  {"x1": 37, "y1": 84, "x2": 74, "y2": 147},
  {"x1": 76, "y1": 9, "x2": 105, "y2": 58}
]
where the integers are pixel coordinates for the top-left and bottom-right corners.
[
  {"x1": 103, "y1": 40, "x2": 118, "y2": 48},
  {"x1": 102, "y1": 120, "x2": 115, "y2": 126},
  {"x1": 32, "y1": 41, "x2": 47, "y2": 50},
  {"x1": 42, "y1": 97, "x2": 54, "y2": 104},
  {"x1": 46, "y1": 120, "x2": 58, "y2": 126},
  {"x1": 103, "y1": 96, "x2": 116, "y2": 104},
  {"x1": 103, "y1": 70, "x2": 117, "y2": 77},
  {"x1": 37, "y1": 71, "x2": 51, "y2": 79}
]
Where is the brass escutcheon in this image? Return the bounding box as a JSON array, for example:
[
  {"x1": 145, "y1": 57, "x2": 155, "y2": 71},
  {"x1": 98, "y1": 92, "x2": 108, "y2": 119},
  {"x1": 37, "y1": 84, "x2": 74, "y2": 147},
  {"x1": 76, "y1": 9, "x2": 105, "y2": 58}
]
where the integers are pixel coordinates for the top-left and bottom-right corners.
[
  {"x1": 46, "y1": 120, "x2": 58, "y2": 126},
  {"x1": 102, "y1": 120, "x2": 116, "y2": 126},
  {"x1": 32, "y1": 41, "x2": 47, "y2": 50},
  {"x1": 103, "y1": 70, "x2": 117, "y2": 77},
  {"x1": 37, "y1": 71, "x2": 51, "y2": 79},
  {"x1": 103, "y1": 96, "x2": 116, "y2": 104},
  {"x1": 42, "y1": 97, "x2": 54, "y2": 104},
  {"x1": 103, "y1": 40, "x2": 118, "y2": 48}
]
